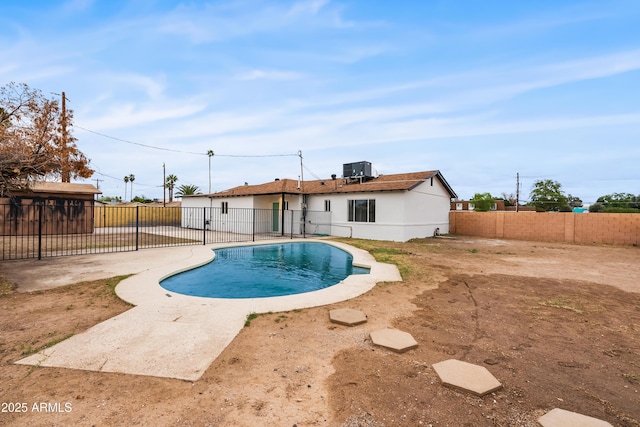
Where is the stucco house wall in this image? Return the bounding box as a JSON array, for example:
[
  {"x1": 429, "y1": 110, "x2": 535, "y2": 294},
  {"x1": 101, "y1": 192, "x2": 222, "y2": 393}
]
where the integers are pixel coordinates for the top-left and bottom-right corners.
[
  {"x1": 181, "y1": 193, "x2": 306, "y2": 234},
  {"x1": 310, "y1": 182, "x2": 451, "y2": 241},
  {"x1": 182, "y1": 169, "x2": 456, "y2": 242},
  {"x1": 401, "y1": 180, "x2": 453, "y2": 239}
]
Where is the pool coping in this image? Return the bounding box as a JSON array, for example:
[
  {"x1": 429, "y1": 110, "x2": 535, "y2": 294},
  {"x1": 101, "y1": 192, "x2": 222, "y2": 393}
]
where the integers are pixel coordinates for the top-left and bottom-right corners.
[{"x1": 16, "y1": 239, "x2": 402, "y2": 381}]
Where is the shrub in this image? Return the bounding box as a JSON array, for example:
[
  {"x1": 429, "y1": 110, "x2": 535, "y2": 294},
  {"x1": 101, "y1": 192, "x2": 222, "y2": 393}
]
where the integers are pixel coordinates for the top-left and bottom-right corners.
[
  {"x1": 603, "y1": 207, "x2": 640, "y2": 213},
  {"x1": 589, "y1": 203, "x2": 604, "y2": 212}
]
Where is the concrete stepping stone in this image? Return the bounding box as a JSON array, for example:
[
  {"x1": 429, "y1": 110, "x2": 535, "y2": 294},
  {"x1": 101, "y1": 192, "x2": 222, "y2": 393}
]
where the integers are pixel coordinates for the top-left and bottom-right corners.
[
  {"x1": 369, "y1": 328, "x2": 418, "y2": 353},
  {"x1": 538, "y1": 408, "x2": 613, "y2": 427},
  {"x1": 329, "y1": 308, "x2": 367, "y2": 326},
  {"x1": 432, "y1": 359, "x2": 502, "y2": 397}
]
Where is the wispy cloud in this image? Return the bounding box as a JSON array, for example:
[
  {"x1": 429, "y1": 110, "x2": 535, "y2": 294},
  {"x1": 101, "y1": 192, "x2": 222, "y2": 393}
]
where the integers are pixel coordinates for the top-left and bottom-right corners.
[
  {"x1": 96, "y1": 72, "x2": 168, "y2": 100},
  {"x1": 367, "y1": 48, "x2": 640, "y2": 111},
  {"x1": 62, "y1": 0, "x2": 94, "y2": 13},
  {"x1": 235, "y1": 69, "x2": 303, "y2": 81},
  {"x1": 80, "y1": 102, "x2": 206, "y2": 131},
  {"x1": 287, "y1": 0, "x2": 330, "y2": 17},
  {"x1": 466, "y1": 3, "x2": 619, "y2": 40}
]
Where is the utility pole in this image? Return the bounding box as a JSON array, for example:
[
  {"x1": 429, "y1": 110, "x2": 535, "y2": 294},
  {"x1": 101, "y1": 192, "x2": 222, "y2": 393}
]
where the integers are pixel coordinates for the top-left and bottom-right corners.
[
  {"x1": 93, "y1": 178, "x2": 103, "y2": 200},
  {"x1": 516, "y1": 172, "x2": 520, "y2": 212},
  {"x1": 60, "y1": 91, "x2": 70, "y2": 182},
  {"x1": 163, "y1": 163, "x2": 166, "y2": 207},
  {"x1": 298, "y1": 150, "x2": 304, "y2": 192},
  {"x1": 207, "y1": 150, "x2": 214, "y2": 194}
]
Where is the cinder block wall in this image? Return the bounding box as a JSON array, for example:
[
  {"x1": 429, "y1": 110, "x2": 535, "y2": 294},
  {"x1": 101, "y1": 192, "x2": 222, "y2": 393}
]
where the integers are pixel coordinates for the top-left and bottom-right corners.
[{"x1": 449, "y1": 211, "x2": 640, "y2": 246}]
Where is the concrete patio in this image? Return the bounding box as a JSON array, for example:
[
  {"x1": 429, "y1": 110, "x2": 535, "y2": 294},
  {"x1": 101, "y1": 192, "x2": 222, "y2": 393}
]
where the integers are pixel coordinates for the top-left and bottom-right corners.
[{"x1": 12, "y1": 239, "x2": 401, "y2": 381}]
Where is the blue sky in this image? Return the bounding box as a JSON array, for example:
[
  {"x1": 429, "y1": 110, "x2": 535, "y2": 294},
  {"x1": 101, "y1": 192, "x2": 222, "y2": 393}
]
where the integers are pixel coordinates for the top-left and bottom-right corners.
[{"x1": 1, "y1": 0, "x2": 639, "y2": 203}]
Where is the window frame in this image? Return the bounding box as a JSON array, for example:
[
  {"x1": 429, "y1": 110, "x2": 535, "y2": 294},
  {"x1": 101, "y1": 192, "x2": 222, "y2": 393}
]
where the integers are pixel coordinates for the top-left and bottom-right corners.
[{"x1": 348, "y1": 199, "x2": 376, "y2": 223}]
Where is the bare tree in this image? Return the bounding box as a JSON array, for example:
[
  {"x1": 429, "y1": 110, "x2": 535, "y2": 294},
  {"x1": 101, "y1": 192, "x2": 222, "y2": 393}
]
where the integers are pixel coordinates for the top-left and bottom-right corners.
[{"x1": 0, "y1": 82, "x2": 93, "y2": 196}]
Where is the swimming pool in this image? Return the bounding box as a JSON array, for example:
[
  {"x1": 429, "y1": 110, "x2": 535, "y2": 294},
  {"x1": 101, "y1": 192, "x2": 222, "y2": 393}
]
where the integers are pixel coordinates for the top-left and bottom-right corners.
[{"x1": 160, "y1": 242, "x2": 369, "y2": 298}]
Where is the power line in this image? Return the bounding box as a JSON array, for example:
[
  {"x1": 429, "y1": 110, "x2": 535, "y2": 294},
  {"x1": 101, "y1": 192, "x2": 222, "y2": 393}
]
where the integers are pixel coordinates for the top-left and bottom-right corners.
[
  {"x1": 302, "y1": 163, "x2": 322, "y2": 181},
  {"x1": 75, "y1": 125, "x2": 299, "y2": 158},
  {"x1": 77, "y1": 125, "x2": 201, "y2": 154}
]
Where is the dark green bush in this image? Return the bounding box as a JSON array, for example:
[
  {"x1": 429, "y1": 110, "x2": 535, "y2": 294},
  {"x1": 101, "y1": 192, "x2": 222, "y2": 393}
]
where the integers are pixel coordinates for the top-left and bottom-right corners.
[
  {"x1": 589, "y1": 203, "x2": 604, "y2": 212},
  {"x1": 603, "y1": 207, "x2": 640, "y2": 213}
]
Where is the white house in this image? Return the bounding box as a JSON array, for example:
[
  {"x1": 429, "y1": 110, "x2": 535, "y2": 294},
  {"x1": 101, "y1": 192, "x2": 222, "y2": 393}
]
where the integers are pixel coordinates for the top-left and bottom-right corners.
[{"x1": 181, "y1": 165, "x2": 457, "y2": 242}]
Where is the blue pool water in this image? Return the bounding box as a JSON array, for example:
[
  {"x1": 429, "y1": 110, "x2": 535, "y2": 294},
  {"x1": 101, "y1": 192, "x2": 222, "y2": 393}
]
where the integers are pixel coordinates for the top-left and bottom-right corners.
[{"x1": 160, "y1": 242, "x2": 369, "y2": 298}]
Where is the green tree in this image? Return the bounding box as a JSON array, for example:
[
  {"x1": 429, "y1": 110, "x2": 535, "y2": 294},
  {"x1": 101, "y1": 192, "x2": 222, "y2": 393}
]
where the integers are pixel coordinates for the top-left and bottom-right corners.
[
  {"x1": 592, "y1": 193, "x2": 640, "y2": 213},
  {"x1": 529, "y1": 179, "x2": 569, "y2": 212},
  {"x1": 470, "y1": 193, "x2": 494, "y2": 212},
  {"x1": 589, "y1": 203, "x2": 604, "y2": 213},
  {"x1": 597, "y1": 193, "x2": 639, "y2": 209},
  {"x1": 132, "y1": 195, "x2": 153, "y2": 203},
  {"x1": 165, "y1": 174, "x2": 178, "y2": 202},
  {"x1": 175, "y1": 184, "x2": 201, "y2": 197},
  {"x1": 98, "y1": 195, "x2": 122, "y2": 203},
  {"x1": 567, "y1": 194, "x2": 583, "y2": 208}
]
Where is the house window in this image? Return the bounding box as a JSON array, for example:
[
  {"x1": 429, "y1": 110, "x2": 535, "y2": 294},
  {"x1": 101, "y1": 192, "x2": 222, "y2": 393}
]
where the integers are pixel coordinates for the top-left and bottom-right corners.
[
  {"x1": 221, "y1": 201, "x2": 228, "y2": 214},
  {"x1": 469, "y1": 203, "x2": 475, "y2": 211},
  {"x1": 456, "y1": 203, "x2": 463, "y2": 210},
  {"x1": 491, "y1": 203, "x2": 497, "y2": 211},
  {"x1": 348, "y1": 199, "x2": 375, "y2": 222},
  {"x1": 324, "y1": 200, "x2": 331, "y2": 212}
]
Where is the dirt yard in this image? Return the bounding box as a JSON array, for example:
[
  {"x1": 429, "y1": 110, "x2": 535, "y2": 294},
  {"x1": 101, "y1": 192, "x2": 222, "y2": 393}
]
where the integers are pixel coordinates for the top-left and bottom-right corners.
[{"x1": 1, "y1": 237, "x2": 639, "y2": 426}]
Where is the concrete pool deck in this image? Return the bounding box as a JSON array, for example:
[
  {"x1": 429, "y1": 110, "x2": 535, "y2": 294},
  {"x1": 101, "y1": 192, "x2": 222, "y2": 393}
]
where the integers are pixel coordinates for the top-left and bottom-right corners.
[{"x1": 13, "y1": 239, "x2": 401, "y2": 381}]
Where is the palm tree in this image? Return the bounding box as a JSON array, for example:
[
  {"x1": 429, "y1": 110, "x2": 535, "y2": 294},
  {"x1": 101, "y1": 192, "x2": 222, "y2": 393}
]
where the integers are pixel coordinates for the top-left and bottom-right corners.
[
  {"x1": 123, "y1": 176, "x2": 130, "y2": 202},
  {"x1": 128, "y1": 174, "x2": 135, "y2": 201},
  {"x1": 165, "y1": 174, "x2": 178, "y2": 202},
  {"x1": 176, "y1": 184, "x2": 202, "y2": 197}
]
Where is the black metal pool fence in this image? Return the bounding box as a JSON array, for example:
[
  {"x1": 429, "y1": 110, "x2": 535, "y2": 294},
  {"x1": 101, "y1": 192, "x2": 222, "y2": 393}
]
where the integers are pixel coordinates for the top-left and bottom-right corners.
[{"x1": 0, "y1": 204, "x2": 332, "y2": 261}]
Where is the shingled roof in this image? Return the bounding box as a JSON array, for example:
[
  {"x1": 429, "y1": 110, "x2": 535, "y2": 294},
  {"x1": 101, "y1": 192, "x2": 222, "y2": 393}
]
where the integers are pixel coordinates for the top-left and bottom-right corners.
[{"x1": 197, "y1": 170, "x2": 457, "y2": 199}]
